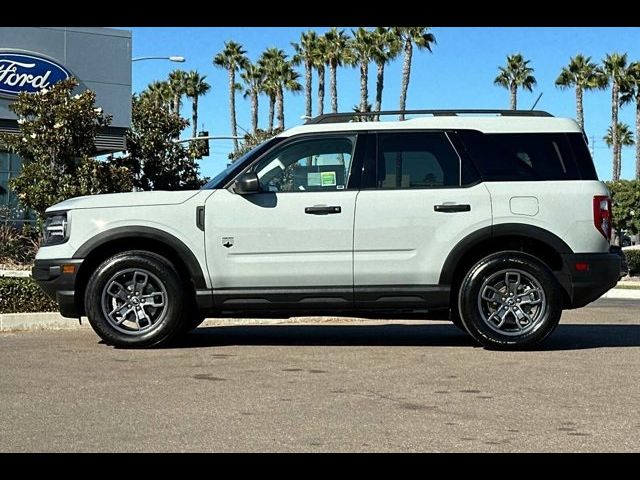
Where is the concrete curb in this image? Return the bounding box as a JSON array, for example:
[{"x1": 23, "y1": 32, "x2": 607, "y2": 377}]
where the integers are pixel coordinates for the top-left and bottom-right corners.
[{"x1": 1, "y1": 288, "x2": 639, "y2": 332}]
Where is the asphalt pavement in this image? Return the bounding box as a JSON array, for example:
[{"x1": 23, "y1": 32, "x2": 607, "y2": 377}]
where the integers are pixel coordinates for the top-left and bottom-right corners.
[{"x1": 0, "y1": 299, "x2": 638, "y2": 452}]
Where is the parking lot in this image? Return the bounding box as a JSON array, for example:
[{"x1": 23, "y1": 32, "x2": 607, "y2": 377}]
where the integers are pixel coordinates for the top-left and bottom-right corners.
[{"x1": 1, "y1": 298, "x2": 638, "y2": 452}]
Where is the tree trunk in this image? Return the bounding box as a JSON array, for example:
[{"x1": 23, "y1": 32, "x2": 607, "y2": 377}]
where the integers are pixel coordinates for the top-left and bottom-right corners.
[
  {"x1": 374, "y1": 61, "x2": 385, "y2": 121},
  {"x1": 277, "y1": 86, "x2": 284, "y2": 130},
  {"x1": 251, "y1": 90, "x2": 259, "y2": 134},
  {"x1": 268, "y1": 96, "x2": 275, "y2": 131},
  {"x1": 359, "y1": 62, "x2": 368, "y2": 112},
  {"x1": 636, "y1": 97, "x2": 640, "y2": 179},
  {"x1": 304, "y1": 60, "x2": 312, "y2": 118},
  {"x1": 576, "y1": 85, "x2": 584, "y2": 130},
  {"x1": 317, "y1": 65, "x2": 325, "y2": 116},
  {"x1": 329, "y1": 61, "x2": 338, "y2": 113},
  {"x1": 229, "y1": 69, "x2": 238, "y2": 152},
  {"x1": 510, "y1": 82, "x2": 517, "y2": 110},
  {"x1": 398, "y1": 39, "x2": 412, "y2": 120},
  {"x1": 192, "y1": 95, "x2": 198, "y2": 138},
  {"x1": 612, "y1": 82, "x2": 619, "y2": 181},
  {"x1": 173, "y1": 95, "x2": 181, "y2": 116}
]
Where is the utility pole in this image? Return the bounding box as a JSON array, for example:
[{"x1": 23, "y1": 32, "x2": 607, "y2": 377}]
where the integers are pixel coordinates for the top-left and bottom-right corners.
[{"x1": 590, "y1": 135, "x2": 596, "y2": 158}]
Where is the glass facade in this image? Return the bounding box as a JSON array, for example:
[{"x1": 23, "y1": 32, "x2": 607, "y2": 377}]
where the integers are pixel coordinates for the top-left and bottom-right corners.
[{"x1": 0, "y1": 151, "x2": 32, "y2": 224}]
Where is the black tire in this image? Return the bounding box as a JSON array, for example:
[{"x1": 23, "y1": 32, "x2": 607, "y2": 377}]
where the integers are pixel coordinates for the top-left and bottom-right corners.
[
  {"x1": 457, "y1": 251, "x2": 562, "y2": 350},
  {"x1": 84, "y1": 250, "x2": 188, "y2": 348}
]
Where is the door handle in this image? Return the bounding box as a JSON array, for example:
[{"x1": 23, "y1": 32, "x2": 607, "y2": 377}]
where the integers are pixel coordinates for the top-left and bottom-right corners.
[
  {"x1": 434, "y1": 204, "x2": 471, "y2": 213},
  {"x1": 305, "y1": 205, "x2": 342, "y2": 215}
]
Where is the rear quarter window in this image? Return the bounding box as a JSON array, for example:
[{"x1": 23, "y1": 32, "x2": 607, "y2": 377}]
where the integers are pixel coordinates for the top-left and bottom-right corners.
[{"x1": 456, "y1": 130, "x2": 596, "y2": 181}]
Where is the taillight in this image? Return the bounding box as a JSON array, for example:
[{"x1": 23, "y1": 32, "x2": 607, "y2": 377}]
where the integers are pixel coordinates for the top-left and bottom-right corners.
[{"x1": 593, "y1": 195, "x2": 612, "y2": 241}]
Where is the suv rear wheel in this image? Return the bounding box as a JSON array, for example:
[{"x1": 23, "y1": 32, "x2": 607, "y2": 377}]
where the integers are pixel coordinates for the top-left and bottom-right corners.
[
  {"x1": 84, "y1": 250, "x2": 188, "y2": 348},
  {"x1": 458, "y1": 251, "x2": 562, "y2": 350}
]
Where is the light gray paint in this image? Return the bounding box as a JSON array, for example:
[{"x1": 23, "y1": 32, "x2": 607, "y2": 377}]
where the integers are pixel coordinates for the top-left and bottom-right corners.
[{"x1": 0, "y1": 27, "x2": 131, "y2": 128}]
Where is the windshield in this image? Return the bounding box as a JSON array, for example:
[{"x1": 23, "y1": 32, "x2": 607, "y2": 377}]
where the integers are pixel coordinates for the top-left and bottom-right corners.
[{"x1": 201, "y1": 138, "x2": 281, "y2": 189}]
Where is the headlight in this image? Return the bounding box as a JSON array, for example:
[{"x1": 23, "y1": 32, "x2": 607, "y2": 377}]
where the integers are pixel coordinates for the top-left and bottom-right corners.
[{"x1": 42, "y1": 212, "x2": 69, "y2": 245}]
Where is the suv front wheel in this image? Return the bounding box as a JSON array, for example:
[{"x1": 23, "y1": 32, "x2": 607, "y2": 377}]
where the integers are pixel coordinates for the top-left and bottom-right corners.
[
  {"x1": 84, "y1": 250, "x2": 188, "y2": 348},
  {"x1": 458, "y1": 251, "x2": 562, "y2": 350}
]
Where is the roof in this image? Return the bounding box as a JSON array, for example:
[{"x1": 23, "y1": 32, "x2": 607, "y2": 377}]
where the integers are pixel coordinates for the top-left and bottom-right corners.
[{"x1": 277, "y1": 114, "x2": 582, "y2": 138}]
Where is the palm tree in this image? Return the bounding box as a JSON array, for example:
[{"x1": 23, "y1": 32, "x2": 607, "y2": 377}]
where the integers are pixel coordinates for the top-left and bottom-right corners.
[
  {"x1": 603, "y1": 52, "x2": 629, "y2": 181},
  {"x1": 620, "y1": 62, "x2": 640, "y2": 179},
  {"x1": 313, "y1": 36, "x2": 328, "y2": 116},
  {"x1": 323, "y1": 28, "x2": 351, "y2": 113},
  {"x1": 241, "y1": 62, "x2": 264, "y2": 134},
  {"x1": 184, "y1": 71, "x2": 211, "y2": 138},
  {"x1": 371, "y1": 27, "x2": 401, "y2": 119},
  {"x1": 555, "y1": 54, "x2": 607, "y2": 130},
  {"x1": 259, "y1": 48, "x2": 285, "y2": 131},
  {"x1": 168, "y1": 70, "x2": 188, "y2": 115},
  {"x1": 259, "y1": 49, "x2": 301, "y2": 130},
  {"x1": 604, "y1": 122, "x2": 634, "y2": 170},
  {"x1": 214, "y1": 41, "x2": 248, "y2": 152},
  {"x1": 144, "y1": 81, "x2": 173, "y2": 109},
  {"x1": 393, "y1": 27, "x2": 436, "y2": 120},
  {"x1": 292, "y1": 30, "x2": 319, "y2": 118},
  {"x1": 350, "y1": 28, "x2": 376, "y2": 113},
  {"x1": 494, "y1": 54, "x2": 537, "y2": 110},
  {"x1": 277, "y1": 61, "x2": 302, "y2": 129}
]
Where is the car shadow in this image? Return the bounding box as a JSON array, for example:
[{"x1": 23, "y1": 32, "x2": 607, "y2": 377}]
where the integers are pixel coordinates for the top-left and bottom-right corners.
[{"x1": 170, "y1": 323, "x2": 640, "y2": 351}]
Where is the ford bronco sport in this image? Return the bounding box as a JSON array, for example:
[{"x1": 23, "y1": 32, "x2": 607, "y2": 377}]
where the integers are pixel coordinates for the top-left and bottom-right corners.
[{"x1": 32, "y1": 109, "x2": 622, "y2": 350}]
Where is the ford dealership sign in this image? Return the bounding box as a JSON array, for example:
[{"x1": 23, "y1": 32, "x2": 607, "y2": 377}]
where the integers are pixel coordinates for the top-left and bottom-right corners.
[{"x1": 0, "y1": 51, "x2": 71, "y2": 97}]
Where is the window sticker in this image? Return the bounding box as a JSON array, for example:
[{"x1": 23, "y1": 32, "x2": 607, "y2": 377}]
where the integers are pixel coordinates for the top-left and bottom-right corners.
[
  {"x1": 307, "y1": 172, "x2": 322, "y2": 186},
  {"x1": 321, "y1": 171, "x2": 337, "y2": 187}
]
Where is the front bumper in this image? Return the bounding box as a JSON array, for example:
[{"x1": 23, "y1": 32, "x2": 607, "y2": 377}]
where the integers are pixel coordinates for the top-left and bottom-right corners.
[
  {"x1": 32, "y1": 259, "x2": 84, "y2": 318},
  {"x1": 556, "y1": 251, "x2": 622, "y2": 309}
]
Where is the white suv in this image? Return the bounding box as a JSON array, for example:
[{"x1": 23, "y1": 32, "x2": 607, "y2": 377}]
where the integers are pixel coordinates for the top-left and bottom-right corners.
[{"x1": 33, "y1": 109, "x2": 622, "y2": 350}]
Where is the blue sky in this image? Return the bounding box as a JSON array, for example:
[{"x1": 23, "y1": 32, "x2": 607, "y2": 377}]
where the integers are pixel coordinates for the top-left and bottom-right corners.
[{"x1": 124, "y1": 26, "x2": 640, "y2": 181}]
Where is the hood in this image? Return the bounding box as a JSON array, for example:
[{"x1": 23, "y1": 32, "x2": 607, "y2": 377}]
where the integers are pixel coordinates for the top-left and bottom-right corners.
[{"x1": 46, "y1": 190, "x2": 202, "y2": 212}]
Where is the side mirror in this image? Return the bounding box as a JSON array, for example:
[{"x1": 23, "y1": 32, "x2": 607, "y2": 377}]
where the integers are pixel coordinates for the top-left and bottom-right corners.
[{"x1": 234, "y1": 172, "x2": 261, "y2": 194}]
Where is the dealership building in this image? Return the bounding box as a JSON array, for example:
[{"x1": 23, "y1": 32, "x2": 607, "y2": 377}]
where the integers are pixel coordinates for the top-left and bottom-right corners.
[{"x1": 0, "y1": 27, "x2": 131, "y2": 220}]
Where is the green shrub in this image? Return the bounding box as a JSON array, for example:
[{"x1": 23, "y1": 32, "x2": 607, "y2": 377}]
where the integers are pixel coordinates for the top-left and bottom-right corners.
[
  {"x1": 625, "y1": 249, "x2": 640, "y2": 276},
  {"x1": 0, "y1": 277, "x2": 57, "y2": 314}
]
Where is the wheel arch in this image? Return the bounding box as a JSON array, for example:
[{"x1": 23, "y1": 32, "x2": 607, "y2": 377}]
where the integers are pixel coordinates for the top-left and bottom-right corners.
[
  {"x1": 440, "y1": 224, "x2": 572, "y2": 304},
  {"x1": 72, "y1": 226, "x2": 206, "y2": 315}
]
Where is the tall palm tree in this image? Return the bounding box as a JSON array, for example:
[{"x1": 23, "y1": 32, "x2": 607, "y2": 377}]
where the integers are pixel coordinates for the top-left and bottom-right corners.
[
  {"x1": 277, "y1": 62, "x2": 302, "y2": 129},
  {"x1": 168, "y1": 70, "x2": 188, "y2": 115},
  {"x1": 241, "y1": 62, "x2": 264, "y2": 134},
  {"x1": 620, "y1": 61, "x2": 640, "y2": 179},
  {"x1": 259, "y1": 49, "x2": 301, "y2": 130},
  {"x1": 555, "y1": 54, "x2": 607, "y2": 130},
  {"x1": 144, "y1": 81, "x2": 173, "y2": 109},
  {"x1": 313, "y1": 36, "x2": 328, "y2": 116},
  {"x1": 323, "y1": 28, "x2": 351, "y2": 113},
  {"x1": 259, "y1": 48, "x2": 285, "y2": 131},
  {"x1": 184, "y1": 71, "x2": 211, "y2": 138},
  {"x1": 292, "y1": 30, "x2": 319, "y2": 118},
  {"x1": 214, "y1": 41, "x2": 248, "y2": 152},
  {"x1": 603, "y1": 52, "x2": 629, "y2": 181},
  {"x1": 393, "y1": 27, "x2": 436, "y2": 120},
  {"x1": 351, "y1": 28, "x2": 376, "y2": 113},
  {"x1": 371, "y1": 27, "x2": 402, "y2": 119},
  {"x1": 494, "y1": 53, "x2": 537, "y2": 110}
]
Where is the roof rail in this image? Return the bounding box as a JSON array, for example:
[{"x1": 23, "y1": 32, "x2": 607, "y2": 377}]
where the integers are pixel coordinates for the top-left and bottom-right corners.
[{"x1": 304, "y1": 109, "x2": 554, "y2": 125}]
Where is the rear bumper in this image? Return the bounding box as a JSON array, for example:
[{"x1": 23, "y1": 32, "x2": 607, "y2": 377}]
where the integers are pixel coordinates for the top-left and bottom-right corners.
[
  {"x1": 32, "y1": 259, "x2": 83, "y2": 318},
  {"x1": 556, "y1": 251, "x2": 622, "y2": 309}
]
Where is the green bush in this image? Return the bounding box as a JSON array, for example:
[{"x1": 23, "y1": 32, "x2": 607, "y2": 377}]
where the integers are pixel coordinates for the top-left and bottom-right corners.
[
  {"x1": 625, "y1": 249, "x2": 640, "y2": 276},
  {"x1": 0, "y1": 277, "x2": 57, "y2": 314}
]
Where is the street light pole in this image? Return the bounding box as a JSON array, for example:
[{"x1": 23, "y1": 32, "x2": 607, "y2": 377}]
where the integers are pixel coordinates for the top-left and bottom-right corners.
[{"x1": 132, "y1": 56, "x2": 186, "y2": 63}]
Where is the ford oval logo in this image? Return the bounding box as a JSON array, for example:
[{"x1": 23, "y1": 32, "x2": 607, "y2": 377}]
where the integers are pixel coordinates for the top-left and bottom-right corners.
[{"x1": 0, "y1": 51, "x2": 71, "y2": 97}]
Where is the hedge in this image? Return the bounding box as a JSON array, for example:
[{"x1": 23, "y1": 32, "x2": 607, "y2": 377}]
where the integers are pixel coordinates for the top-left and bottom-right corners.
[
  {"x1": 625, "y1": 249, "x2": 640, "y2": 276},
  {"x1": 0, "y1": 277, "x2": 58, "y2": 314}
]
